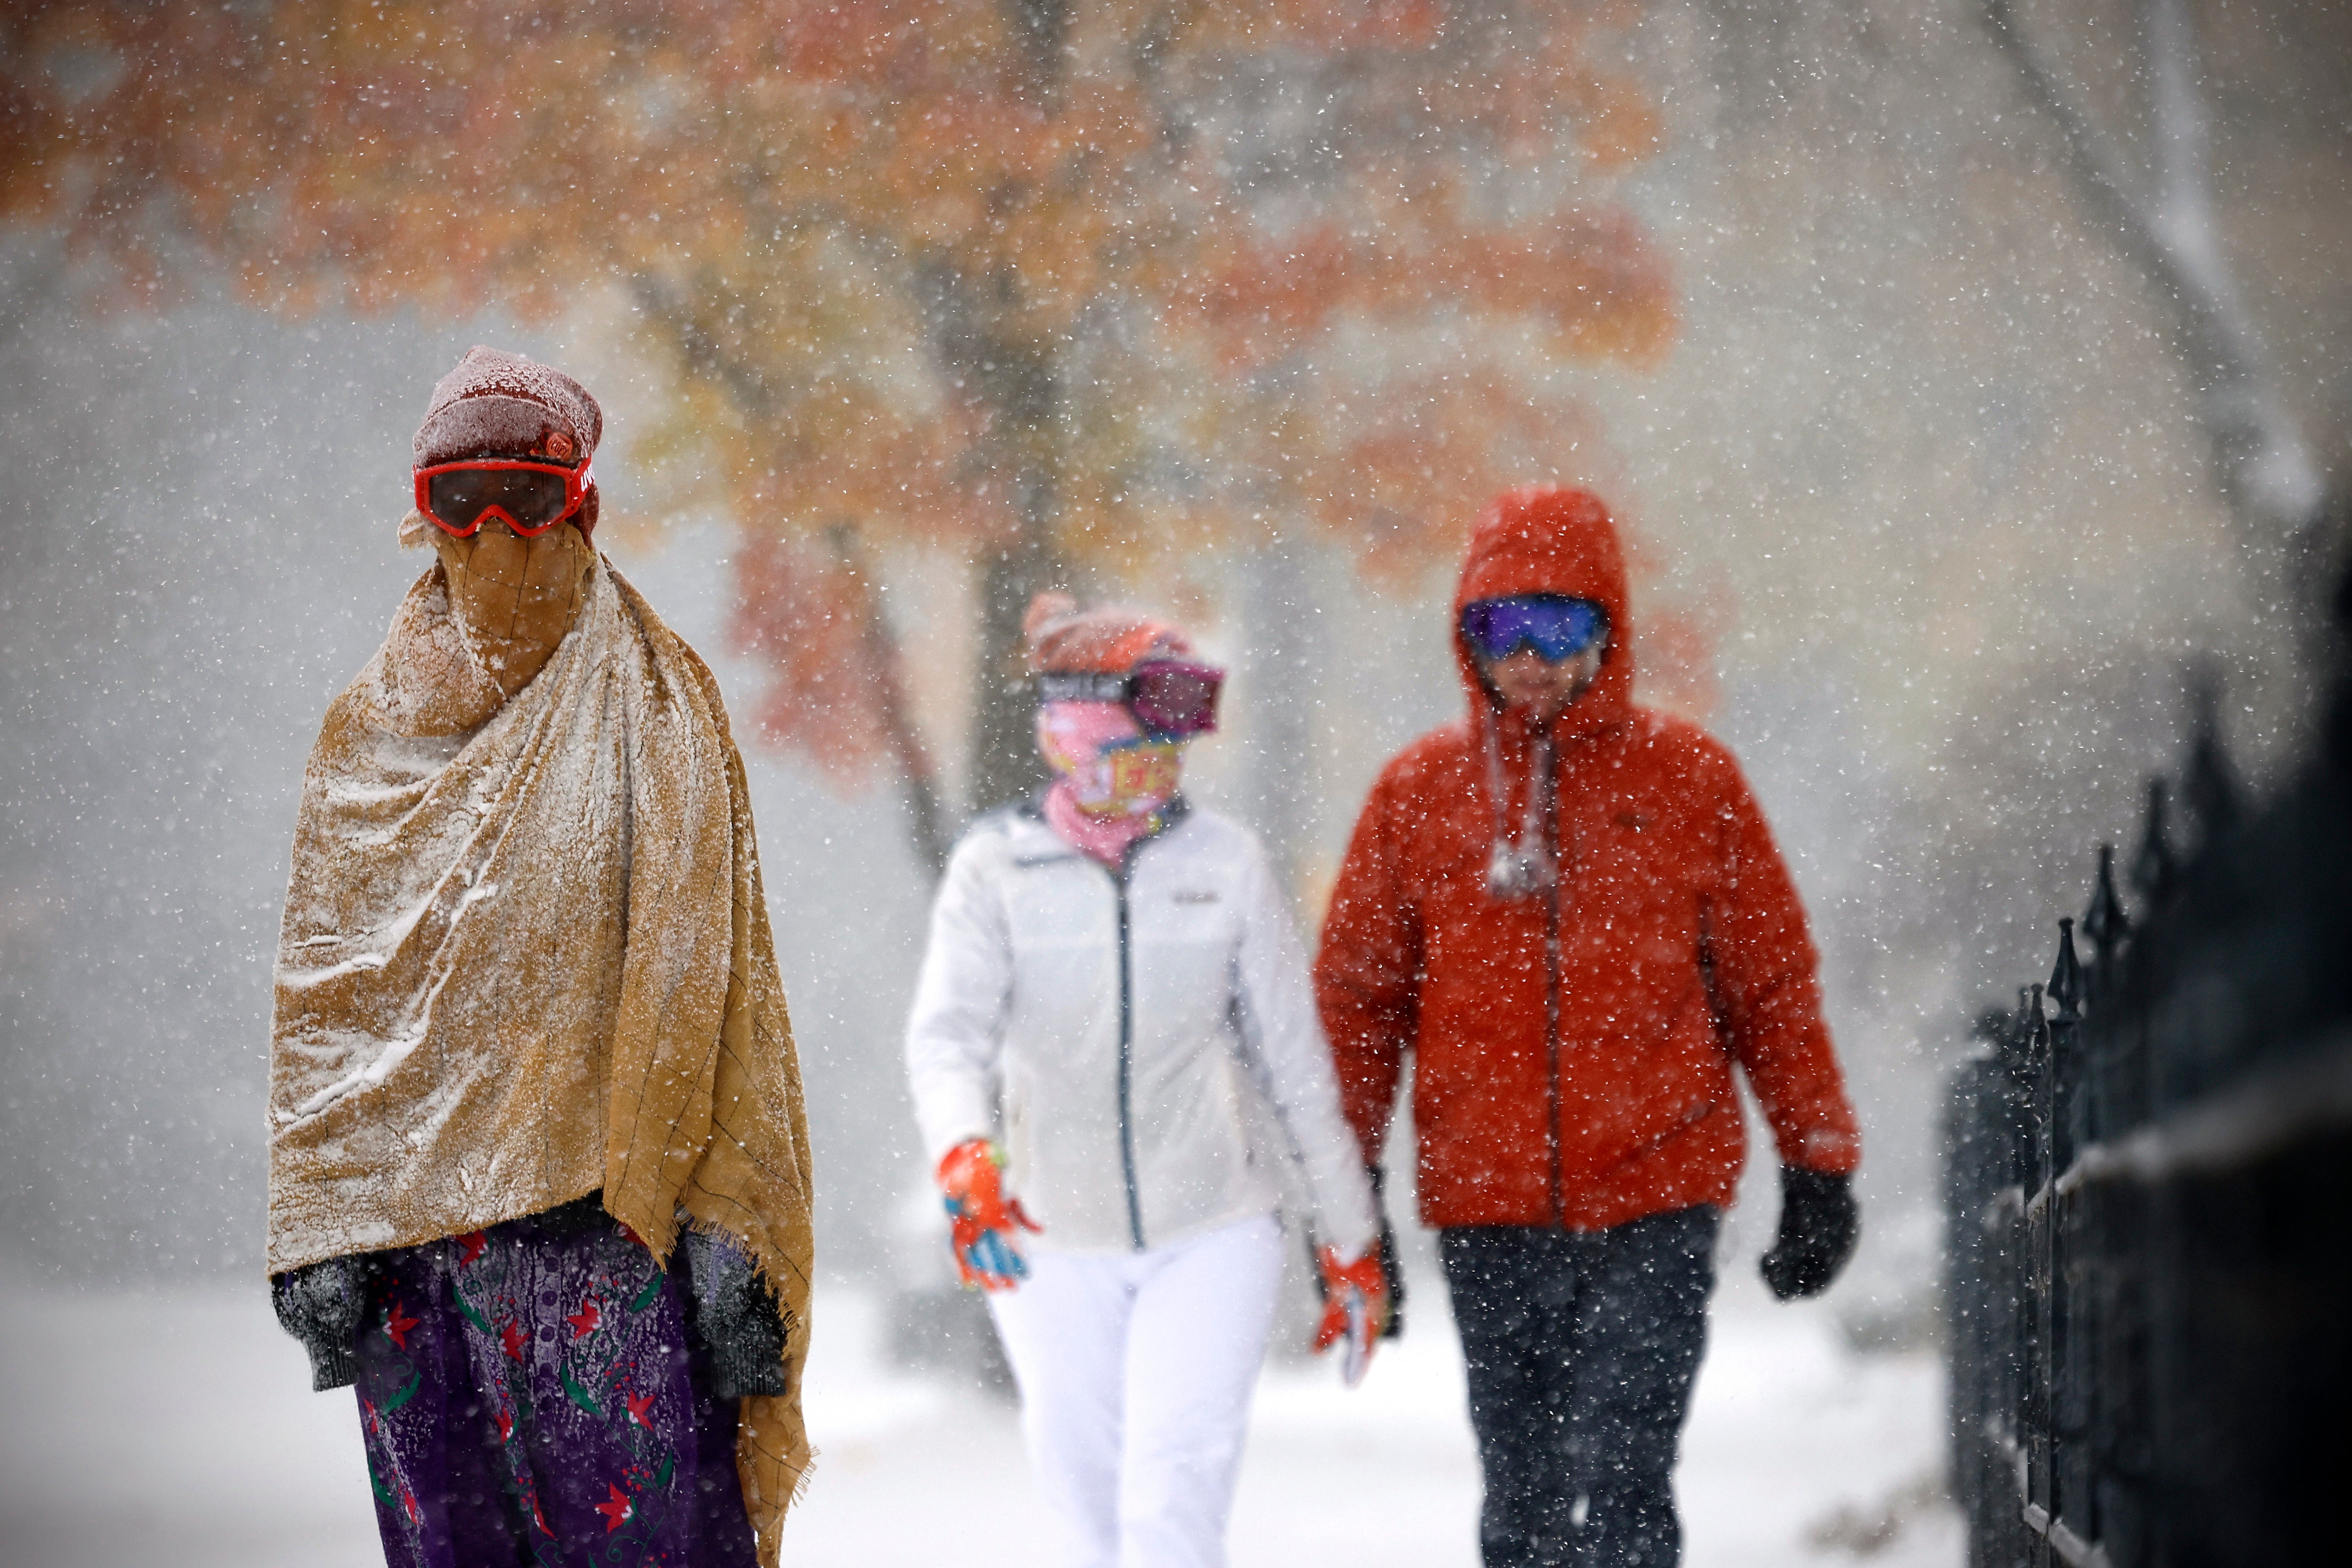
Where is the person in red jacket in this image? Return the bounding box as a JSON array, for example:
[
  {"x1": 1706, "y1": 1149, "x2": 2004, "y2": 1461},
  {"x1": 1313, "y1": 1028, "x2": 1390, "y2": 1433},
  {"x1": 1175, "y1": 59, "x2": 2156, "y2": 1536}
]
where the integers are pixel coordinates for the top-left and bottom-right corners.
[{"x1": 1315, "y1": 485, "x2": 1861, "y2": 1568}]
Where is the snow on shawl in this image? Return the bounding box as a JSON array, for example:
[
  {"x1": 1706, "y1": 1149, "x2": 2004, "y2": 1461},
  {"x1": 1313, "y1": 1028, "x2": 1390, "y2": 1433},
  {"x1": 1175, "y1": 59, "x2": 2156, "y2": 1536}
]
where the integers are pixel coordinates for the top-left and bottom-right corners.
[{"x1": 267, "y1": 556, "x2": 815, "y2": 1559}]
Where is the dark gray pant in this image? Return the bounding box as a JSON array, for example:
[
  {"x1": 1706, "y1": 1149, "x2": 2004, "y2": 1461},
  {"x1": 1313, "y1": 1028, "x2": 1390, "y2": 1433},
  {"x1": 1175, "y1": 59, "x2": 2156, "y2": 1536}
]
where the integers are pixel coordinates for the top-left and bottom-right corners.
[{"x1": 1440, "y1": 1207, "x2": 1719, "y2": 1568}]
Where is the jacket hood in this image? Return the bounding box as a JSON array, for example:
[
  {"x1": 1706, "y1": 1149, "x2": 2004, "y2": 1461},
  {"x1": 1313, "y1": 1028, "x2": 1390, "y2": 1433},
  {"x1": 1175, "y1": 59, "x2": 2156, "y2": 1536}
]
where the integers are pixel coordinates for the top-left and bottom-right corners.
[{"x1": 1453, "y1": 485, "x2": 1634, "y2": 738}]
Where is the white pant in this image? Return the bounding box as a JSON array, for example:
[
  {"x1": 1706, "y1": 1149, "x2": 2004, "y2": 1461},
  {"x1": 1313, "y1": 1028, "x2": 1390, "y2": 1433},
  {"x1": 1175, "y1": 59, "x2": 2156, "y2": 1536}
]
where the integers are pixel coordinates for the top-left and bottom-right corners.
[{"x1": 988, "y1": 1212, "x2": 1286, "y2": 1568}]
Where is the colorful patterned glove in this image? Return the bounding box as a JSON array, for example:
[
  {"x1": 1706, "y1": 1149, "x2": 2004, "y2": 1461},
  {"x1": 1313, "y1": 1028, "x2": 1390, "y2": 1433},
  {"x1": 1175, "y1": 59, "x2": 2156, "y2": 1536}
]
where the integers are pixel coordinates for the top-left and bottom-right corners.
[
  {"x1": 1312, "y1": 1245, "x2": 1392, "y2": 1386},
  {"x1": 938, "y1": 1138, "x2": 1041, "y2": 1291}
]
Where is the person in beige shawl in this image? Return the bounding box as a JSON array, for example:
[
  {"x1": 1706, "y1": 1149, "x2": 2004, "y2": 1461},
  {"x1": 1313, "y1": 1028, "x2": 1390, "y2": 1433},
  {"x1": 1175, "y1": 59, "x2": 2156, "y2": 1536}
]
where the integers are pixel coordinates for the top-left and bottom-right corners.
[{"x1": 266, "y1": 348, "x2": 815, "y2": 1568}]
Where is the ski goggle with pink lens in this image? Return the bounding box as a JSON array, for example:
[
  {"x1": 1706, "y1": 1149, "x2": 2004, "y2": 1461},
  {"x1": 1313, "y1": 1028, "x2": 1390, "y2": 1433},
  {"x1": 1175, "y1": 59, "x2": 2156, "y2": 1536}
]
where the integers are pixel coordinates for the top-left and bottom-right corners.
[
  {"x1": 1459, "y1": 595, "x2": 1608, "y2": 664},
  {"x1": 1036, "y1": 661, "x2": 1223, "y2": 738}
]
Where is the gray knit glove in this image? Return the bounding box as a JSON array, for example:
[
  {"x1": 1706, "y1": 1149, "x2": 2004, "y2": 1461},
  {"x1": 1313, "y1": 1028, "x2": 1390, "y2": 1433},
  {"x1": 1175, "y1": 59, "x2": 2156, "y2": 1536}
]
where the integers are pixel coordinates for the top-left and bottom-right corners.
[
  {"x1": 272, "y1": 1255, "x2": 368, "y2": 1391},
  {"x1": 678, "y1": 1229, "x2": 787, "y2": 1400}
]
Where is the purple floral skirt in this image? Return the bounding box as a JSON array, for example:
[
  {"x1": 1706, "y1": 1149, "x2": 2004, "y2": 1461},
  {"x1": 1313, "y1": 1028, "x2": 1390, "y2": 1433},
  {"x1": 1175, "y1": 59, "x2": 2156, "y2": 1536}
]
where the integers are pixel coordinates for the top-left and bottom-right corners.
[{"x1": 353, "y1": 1201, "x2": 758, "y2": 1568}]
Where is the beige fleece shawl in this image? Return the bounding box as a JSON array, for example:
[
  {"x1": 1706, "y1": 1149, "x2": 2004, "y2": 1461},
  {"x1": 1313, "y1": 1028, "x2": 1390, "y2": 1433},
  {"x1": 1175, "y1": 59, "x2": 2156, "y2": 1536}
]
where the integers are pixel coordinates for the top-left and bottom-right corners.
[{"x1": 267, "y1": 556, "x2": 814, "y2": 1560}]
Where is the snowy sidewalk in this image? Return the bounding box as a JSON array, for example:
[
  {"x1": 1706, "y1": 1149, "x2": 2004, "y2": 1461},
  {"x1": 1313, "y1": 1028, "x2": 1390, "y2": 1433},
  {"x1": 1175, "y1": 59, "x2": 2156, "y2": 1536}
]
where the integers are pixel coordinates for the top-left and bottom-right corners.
[{"x1": 0, "y1": 1275, "x2": 1955, "y2": 1567}]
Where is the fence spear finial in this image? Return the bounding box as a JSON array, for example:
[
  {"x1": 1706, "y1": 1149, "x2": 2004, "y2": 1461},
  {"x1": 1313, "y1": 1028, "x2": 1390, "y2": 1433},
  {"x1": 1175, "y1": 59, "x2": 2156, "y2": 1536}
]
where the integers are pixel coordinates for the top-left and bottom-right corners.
[
  {"x1": 2000, "y1": 985, "x2": 2036, "y2": 1073},
  {"x1": 2049, "y1": 918, "x2": 2083, "y2": 1023},
  {"x1": 2131, "y1": 778, "x2": 2178, "y2": 907},
  {"x1": 2184, "y1": 676, "x2": 2240, "y2": 854},
  {"x1": 2083, "y1": 842, "x2": 2129, "y2": 968}
]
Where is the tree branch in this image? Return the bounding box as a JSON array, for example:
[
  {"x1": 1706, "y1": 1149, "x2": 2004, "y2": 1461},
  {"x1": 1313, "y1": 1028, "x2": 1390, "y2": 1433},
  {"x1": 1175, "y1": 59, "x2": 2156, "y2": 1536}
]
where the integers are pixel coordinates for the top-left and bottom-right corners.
[
  {"x1": 1977, "y1": 0, "x2": 2325, "y2": 553},
  {"x1": 632, "y1": 270, "x2": 955, "y2": 881},
  {"x1": 630, "y1": 273, "x2": 782, "y2": 422}
]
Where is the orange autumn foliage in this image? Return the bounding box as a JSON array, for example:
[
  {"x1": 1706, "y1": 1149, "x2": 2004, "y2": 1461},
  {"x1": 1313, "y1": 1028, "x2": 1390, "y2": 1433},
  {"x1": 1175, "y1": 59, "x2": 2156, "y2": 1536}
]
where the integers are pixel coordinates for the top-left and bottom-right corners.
[
  {"x1": 727, "y1": 533, "x2": 893, "y2": 776},
  {"x1": 3, "y1": 0, "x2": 1676, "y2": 785}
]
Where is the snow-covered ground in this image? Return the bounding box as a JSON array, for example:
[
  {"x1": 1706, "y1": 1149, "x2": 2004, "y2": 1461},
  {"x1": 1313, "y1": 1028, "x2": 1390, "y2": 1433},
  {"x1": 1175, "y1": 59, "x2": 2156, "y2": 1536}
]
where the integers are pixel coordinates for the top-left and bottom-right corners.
[{"x1": 0, "y1": 1271, "x2": 1956, "y2": 1567}]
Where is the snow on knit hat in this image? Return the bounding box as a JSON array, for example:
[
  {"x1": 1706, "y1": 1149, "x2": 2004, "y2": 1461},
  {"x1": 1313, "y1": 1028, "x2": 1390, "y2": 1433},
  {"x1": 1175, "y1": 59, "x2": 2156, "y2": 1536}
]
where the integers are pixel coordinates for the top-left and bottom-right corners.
[
  {"x1": 413, "y1": 347, "x2": 603, "y2": 540},
  {"x1": 1023, "y1": 592, "x2": 1191, "y2": 675},
  {"x1": 414, "y1": 346, "x2": 603, "y2": 471}
]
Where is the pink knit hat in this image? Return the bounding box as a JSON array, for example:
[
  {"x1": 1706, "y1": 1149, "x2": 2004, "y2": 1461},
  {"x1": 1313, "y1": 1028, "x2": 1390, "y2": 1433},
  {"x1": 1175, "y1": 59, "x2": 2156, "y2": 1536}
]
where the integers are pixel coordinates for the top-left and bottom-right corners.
[
  {"x1": 1023, "y1": 592, "x2": 1191, "y2": 675},
  {"x1": 414, "y1": 346, "x2": 602, "y2": 469}
]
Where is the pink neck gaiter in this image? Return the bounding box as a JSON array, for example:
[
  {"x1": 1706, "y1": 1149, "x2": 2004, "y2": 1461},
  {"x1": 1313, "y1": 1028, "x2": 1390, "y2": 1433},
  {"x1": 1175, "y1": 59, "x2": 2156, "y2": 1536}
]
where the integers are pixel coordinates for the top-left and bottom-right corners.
[{"x1": 1036, "y1": 701, "x2": 1181, "y2": 867}]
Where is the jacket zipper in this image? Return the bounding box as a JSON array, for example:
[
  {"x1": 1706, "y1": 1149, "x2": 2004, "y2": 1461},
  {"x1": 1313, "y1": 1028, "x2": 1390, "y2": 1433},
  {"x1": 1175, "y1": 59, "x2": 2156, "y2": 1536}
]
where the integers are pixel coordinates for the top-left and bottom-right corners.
[
  {"x1": 1113, "y1": 862, "x2": 1146, "y2": 1251},
  {"x1": 1542, "y1": 741, "x2": 1565, "y2": 1227},
  {"x1": 1544, "y1": 881, "x2": 1564, "y2": 1227}
]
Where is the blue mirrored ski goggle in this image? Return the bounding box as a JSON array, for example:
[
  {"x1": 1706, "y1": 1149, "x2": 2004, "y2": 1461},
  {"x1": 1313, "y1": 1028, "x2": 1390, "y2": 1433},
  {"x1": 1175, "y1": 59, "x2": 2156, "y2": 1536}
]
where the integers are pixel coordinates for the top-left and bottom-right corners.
[{"x1": 1459, "y1": 595, "x2": 1609, "y2": 664}]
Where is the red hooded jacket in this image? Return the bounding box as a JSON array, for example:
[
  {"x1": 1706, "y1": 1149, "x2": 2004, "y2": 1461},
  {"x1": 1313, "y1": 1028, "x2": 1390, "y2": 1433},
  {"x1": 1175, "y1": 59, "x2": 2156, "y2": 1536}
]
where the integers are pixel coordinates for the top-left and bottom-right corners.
[{"x1": 1314, "y1": 487, "x2": 1860, "y2": 1231}]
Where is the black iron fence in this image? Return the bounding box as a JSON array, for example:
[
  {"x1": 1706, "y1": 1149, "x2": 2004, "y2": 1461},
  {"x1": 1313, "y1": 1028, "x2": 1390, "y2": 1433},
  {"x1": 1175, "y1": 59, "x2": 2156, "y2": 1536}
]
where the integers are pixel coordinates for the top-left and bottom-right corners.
[{"x1": 1943, "y1": 646, "x2": 2352, "y2": 1565}]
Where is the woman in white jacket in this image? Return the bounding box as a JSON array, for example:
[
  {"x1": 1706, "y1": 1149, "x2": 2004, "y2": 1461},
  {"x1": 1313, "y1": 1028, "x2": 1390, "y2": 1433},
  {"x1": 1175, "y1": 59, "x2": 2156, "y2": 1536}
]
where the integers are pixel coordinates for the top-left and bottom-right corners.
[{"x1": 905, "y1": 594, "x2": 1388, "y2": 1568}]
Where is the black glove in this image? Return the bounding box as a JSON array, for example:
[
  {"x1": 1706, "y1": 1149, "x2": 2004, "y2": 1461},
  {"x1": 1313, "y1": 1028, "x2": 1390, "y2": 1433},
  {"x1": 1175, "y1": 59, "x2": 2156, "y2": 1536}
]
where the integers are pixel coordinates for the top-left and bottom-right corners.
[
  {"x1": 679, "y1": 1229, "x2": 788, "y2": 1400},
  {"x1": 272, "y1": 1254, "x2": 369, "y2": 1391},
  {"x1": 1760, "y1": 1165, "x2": 1859, "y2": 1301},
  {"x1": 1368, "y1": 1164, "x2": 1406, "y2": 1339}
]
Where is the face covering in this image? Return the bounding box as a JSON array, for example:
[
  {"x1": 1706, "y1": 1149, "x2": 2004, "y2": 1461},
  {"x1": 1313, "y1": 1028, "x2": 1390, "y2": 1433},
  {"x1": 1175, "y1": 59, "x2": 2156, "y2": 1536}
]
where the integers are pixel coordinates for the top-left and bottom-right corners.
[
  {"x1": 1036, "y1": 700, "x2": 1182, "y2": 865},
  {"x1": 427, "y1": 517, "x2": 595, "y2": 698}
]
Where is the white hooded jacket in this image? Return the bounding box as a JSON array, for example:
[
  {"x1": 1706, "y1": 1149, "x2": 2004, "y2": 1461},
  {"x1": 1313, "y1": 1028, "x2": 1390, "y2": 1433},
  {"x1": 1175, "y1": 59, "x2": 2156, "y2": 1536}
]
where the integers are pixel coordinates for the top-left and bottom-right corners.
[{"x1": 905, "y1": 799, "x2": 1378, "y2": 1260}]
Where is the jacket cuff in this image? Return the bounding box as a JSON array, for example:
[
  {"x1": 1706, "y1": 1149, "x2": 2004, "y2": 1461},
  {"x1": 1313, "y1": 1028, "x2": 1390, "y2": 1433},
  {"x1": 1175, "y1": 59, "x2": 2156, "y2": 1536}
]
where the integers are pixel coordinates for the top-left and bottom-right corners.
[
  {"x1": 1322, "y1": 1214, "x2": 1379, "y2": 1265},
  {"x1": 919, "y1": 1112, "x2": 998, "y2": 1172},
  {"x1": 1785, "y1": 1125, "x2": 1861, "y2": 1173},
  {"x1": 1314, "y1": 1168, "x2": 1380, "y2": 1262}
]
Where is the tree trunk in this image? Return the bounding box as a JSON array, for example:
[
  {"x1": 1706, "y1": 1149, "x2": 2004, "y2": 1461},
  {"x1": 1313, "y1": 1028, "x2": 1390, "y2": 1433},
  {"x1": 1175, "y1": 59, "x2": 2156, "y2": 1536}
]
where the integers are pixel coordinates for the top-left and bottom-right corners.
[
  {"x1": 828, "y1": 525, "x2": 952, "y2": 878},
  {"x1": 968, "y1": 504, "x2": 1062, "y2": 816},
  {"x1": 961, "y1": 0, "x2": 1078, "y2": 816},
  {"x1": 921, "y1": 267, "x2": 1071, "y2": 816},
  {"x1": 1239, "y1": 533, "x2": 1326, "y2": 897}
]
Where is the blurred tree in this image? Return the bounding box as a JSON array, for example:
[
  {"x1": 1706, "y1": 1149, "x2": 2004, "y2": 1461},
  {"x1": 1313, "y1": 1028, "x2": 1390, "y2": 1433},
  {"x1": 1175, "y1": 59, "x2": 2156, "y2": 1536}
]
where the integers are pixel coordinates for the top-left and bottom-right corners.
[{"x1": 2, "y1": 0, "x2": 1674, "y2": 872}]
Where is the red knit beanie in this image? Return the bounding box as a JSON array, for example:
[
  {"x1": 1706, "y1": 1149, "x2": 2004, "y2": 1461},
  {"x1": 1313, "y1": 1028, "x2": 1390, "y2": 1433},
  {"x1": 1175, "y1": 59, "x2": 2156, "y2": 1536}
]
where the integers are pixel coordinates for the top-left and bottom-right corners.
[
  {"x1": 1023, "y1": 592, "x2": 1191, "y2": 675},
  {"x1": 414, "y1": 347, "x2": 603, "y2": 537}
]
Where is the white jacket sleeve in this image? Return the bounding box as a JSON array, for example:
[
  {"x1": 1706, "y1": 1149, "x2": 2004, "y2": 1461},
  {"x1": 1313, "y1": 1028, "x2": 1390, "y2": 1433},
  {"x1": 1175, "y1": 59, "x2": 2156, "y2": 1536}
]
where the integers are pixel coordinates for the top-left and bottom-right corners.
[
  {"x1": 905, "y1": 831, "x2": 1015, "y2": 1168},
  {"x1": 1230, "y1": 836, "x2": 1381, "y2": 1262}
]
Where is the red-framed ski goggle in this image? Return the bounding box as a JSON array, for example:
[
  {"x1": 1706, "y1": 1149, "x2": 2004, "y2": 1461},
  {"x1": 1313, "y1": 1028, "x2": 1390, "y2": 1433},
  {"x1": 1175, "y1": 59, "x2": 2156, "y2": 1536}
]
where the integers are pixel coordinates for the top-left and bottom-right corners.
[
  {"x1": 1036, "y1": 660, "x2": 1224, "y2": 738},
  {"x1": 414, "y1": 456, "x2": 593, "y2": 538}
]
